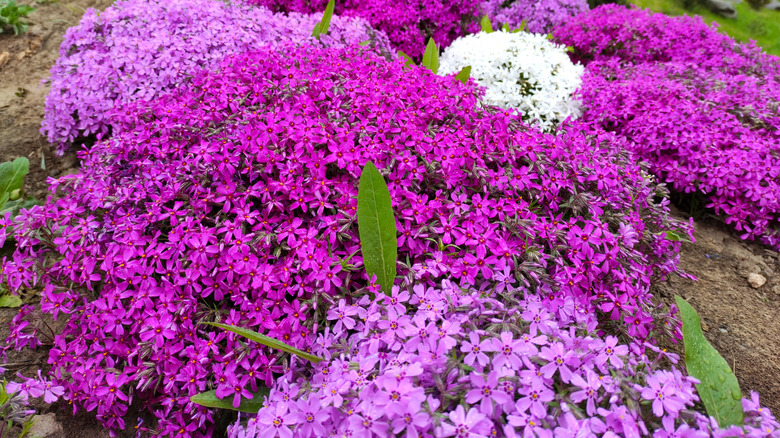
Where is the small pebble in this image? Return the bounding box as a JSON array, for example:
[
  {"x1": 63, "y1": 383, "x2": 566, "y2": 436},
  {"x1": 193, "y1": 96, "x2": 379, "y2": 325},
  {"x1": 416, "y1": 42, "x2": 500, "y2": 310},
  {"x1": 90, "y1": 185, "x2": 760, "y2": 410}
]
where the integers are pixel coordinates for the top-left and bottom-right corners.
[{"x1": 747, "y1": 272, "x2": 766, "y2": 289}]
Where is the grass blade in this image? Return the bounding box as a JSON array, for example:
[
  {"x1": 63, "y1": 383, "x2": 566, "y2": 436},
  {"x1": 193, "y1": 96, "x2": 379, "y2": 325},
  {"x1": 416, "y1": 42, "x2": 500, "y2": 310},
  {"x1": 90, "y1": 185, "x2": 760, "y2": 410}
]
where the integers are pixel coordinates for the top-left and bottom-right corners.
[
  {"x1": 205, "y1": 322, "x2": 324, "y2": 363},
  {"x1": 191, "y1": 389, "x2": 269, "y2": 413}
]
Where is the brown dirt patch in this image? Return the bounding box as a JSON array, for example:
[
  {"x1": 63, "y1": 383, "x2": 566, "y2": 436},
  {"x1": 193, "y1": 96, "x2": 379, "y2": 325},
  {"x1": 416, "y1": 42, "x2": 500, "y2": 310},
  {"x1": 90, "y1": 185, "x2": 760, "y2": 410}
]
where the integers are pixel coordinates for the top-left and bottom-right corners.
[{"x1": 656, "y1": 210, "x2": 780, "y2": 414}]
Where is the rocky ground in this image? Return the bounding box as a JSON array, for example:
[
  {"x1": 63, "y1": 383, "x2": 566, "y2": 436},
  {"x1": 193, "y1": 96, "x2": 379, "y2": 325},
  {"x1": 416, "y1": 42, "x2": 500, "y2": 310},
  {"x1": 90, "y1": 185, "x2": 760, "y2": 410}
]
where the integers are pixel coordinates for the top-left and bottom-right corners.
[{"x1": 1, "y1": 0, "x2": 779, "y2": 437}]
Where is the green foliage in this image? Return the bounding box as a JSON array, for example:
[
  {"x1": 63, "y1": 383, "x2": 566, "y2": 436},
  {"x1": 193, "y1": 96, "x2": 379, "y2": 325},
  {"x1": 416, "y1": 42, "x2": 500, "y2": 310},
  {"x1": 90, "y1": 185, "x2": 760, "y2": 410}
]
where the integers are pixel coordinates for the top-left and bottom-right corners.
[
  {"x1": 675, "y1": 296, "x2": 744, "y2": 427},
  {"x1": 660, "y1": 229, "x2": 692, "y2": 243},
  {"x1": 480, "y1": 14, "x2": 494, "y2": 33},
  {"x1": 0, "y1": 294, "x2": 22, "y2": 308},
  {"x1": 398, "y1": 51, "x2": 415, "y2": 68},
  {"x1": 0, "y1": 157, "x2": 28, "y2": 209},
  {"x1": 0, "y1": 156, "x2": 39, "y2": 253},
  {"x1": 205, "y1": 322, "x2": 324, "y2": 363},
  {"x1": 421, "y1": 38, "x2": 439, "y2": 74},
  {"x1": 311, "y1": 0, "x2": 335, "y2": 39},
  {"x1": 356, "y1": 161, "x2": 397, "y2": 296},
  {"x1": 190, "y1": 389, "x2": 269, "y2": 413},
  {"x1": 0, "y1": 0, "x2": 35, "y2": 36},
  {"x1": 454, "y1": 65, "x2": 471, "y2": 83},
  {"x1": 0, "y1": 379, "x2": 36, "y2": 437}
]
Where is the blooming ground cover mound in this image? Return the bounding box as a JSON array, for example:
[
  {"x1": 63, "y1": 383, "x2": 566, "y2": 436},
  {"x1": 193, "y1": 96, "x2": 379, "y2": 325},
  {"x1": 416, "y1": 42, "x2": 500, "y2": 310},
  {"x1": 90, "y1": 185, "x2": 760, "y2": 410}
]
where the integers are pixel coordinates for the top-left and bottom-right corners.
[
  {"x1": 480, "y1": 0, "x2": 589, "y2": 35},
  {"x1": 244, "y1": 0, "x2": 480, "y2": 57},
  {"x1": 228, "y1": 281, "x2": 780, "y2": 438},
  {"x1": 555, "y1": 5, "x2": 780, "y2": 249},
  {"x1": 3, "y1": 43, "x2": 693, "y2": 436},
  {"x1": 439, "y1": 30, "x2": 584, "y2": 132},
  {"x1": 41, "y1": 0, "x2": 393, "y2": 155},
  {"x1": 554, "y1": 5, "x2": 776, "y2": 67}
]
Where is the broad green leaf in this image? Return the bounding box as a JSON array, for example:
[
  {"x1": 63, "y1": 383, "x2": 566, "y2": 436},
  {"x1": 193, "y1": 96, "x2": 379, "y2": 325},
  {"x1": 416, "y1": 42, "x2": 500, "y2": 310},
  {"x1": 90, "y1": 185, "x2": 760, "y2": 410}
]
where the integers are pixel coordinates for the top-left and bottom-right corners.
[
  {"x1": 421, "y1": 38, "x2": 439, "y2": 74},
  {"x1": 0, "y1": 157, "x2": 29, "y2": 202},
  {"x1": 318, "y1": 0, "x2": 335, "y2": 36},
  {"x1": 357, "y1": 162, "x2": 397, "y2": 296},
  {"x1": 311, "y1": 21, "x2": 322, "y2": 38},
  {"x1": 480, "y1": 15, "x2": 493, "y2": 33},
  {"x1": 358, "y1": 40, "x2": 370, "y2": 46},
  {"x1": 0, "y1": 293, "x2": 22, "y2": 308},
  {"x1": 205, "y1": 322, "x2": 324, "y2": 363},
  {"x1": 502, "y1": 23, "x2": 510, "y2": 32},
  {"x1": 518, "y1": 19, "x2": 527, "y2": 32},
  {"x1": 398, "y1": 51, "x2": 415, "y2": 68},
  {"x1": 455, "y1": 66, "x2": 471, "y2": 84},
  {"x1": 675, "y1": 296, "x2": 744, "y2": 427},
  {"x1": 0, "y1": 193, "x2": 9, "y2": 212},
  {"x1": 190, "y1": 389, "x2": 269, "y2": 413}
]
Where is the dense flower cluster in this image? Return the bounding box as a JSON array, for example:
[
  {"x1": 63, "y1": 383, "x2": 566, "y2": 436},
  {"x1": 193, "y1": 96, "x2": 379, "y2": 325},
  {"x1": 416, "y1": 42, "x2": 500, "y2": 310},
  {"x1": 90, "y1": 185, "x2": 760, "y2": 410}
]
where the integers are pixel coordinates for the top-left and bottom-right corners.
[
  {"x1": 555, "y1": 6, "x2": 780, "y2": 248},
  {"x1": 228, "y1": 280, "x2": 780, "y2": 438},
  {"x1": 244, "y1": 0, "x2": 481, "y2": 57},
  {"x1": 480, "y1": 0, "x2": 589, "y2": 35},
  {"x1": 6, "y1": 43, "x2": 690, "y2": 435},
  {"x1": 439, "y1": 30, "x2": 584, "y2": 131},
  {"x1": 41, "y1": 0, "x2": 393, "y2": 154},
  {"x1": 554, "y1": 5, "x2": 765, "y2": 66}
]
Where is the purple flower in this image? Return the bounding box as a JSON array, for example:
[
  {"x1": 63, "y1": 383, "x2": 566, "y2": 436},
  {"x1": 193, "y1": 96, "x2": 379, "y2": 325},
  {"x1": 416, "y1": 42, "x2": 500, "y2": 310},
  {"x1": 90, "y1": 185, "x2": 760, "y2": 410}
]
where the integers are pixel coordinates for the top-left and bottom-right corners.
[
  {"x1": 439, "y1": 405, "x2": 491, "y2": 438},
  {"x1": 640, "y1": 374, "x2": 686, "y2": 418}
]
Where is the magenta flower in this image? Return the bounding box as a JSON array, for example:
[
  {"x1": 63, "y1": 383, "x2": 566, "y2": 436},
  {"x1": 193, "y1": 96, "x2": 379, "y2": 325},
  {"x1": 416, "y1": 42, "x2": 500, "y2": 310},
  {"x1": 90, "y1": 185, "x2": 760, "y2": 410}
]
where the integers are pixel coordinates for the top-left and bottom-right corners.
[
  {"x1": 461, "y1": 332, "x2": 491, "y2": 368},
  {"x1": 569, "y1": 370, "x2": 602, "y2": 415},
  {"x1": 257, "y1": 402, "x2": 295, "y2": 438},
  {"x1": 465, "y1": 371, "x2": 513, "y2": 414},
  {"x1": 439, "y1": 405, "x2": 491, "y2": 438},
  {"x1": 640, "y1": 374, "x2": 686, "y2": 417}
]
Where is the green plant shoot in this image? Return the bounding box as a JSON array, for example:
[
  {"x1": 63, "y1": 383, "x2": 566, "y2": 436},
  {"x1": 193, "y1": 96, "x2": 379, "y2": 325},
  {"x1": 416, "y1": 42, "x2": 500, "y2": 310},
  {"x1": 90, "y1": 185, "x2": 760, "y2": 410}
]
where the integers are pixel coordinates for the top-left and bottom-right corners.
[
  {"x1": 312, "y1": 0, "x2": 335, "y2": 39},
  {"x1": 205, "y1": 322, "x2": 324, "y2": 363},
  {"x1": 480, "y1": 14, "x2": 493, "y2": 33},
  {"x1": 421, "y1": 38, "x2": 439, "y2": 74},
  {"x1": 357, "y1": 162, "x2": 397, "y2": 296},
  {"x1": 675, "y1": 296, "x2": 744, "y2": 427},
  {"x1": 398, "y1": 51, "x2": 415, "y2": 68},
  {"x1": 455, "y1": 65, "x2": 471, "y2": 84},
  {"x1": 0, "y1": 1, "x2": 34, "y2": 36},
  {"x1": 0, "y1": 157, "x2": 29, "y2": 210},
  {"x1": 191, "y1": 389, "x2": 269, "y2": 413}
]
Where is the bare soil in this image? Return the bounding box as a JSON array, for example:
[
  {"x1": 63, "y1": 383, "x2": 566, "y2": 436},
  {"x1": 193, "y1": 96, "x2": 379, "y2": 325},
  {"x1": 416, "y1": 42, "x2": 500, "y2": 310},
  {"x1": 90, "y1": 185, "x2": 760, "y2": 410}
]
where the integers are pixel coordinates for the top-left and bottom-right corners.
[{"x1": 0, "y1": 0, "x2": 778, "y2": 436}]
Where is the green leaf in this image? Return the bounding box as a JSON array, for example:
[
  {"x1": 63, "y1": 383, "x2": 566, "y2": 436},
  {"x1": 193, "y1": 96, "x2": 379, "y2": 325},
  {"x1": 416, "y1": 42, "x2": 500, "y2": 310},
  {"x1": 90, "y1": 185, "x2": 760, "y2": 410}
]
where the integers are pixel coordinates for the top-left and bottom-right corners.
[
  {"x1": 318, "y1": 0, "x2": 335, "y2": 36},
  {"x1": 518, "y1": 19, "x2": 527, "y2": 32},
  {"x1": 454, "y1": 65, "x2": 471, "y2": 84},
  {"x1": 0, "y1": 157, "x2": 29, "y2": 203},
  {"x1": 0, "y1": 293, "x2": 22, "y2": 308},
  {"x1": 661, "y1": 229, "x2": 691, "y2": 243},
  {"x1": 675, "y1": 296, "x2": 744, "y2": 427},
  {"x1": 357, "y1": 162, "x2": 397, "y2": 296},
  {"x1": 205, "y1": 322, "x2": 324, "y2": 363},
  {"x1": 311, "y1": 21, "x2": 322, "y2": 38},
  {"x1": 358, "y1": 40, "x2": 370, "y2": 46},
  {"x1": 398, "y1": 51, "x2": 415, "y2": 68},
  {"x1": 421, "y1": 38, "x2": 439, "y2": 74},
  {"x1": 480, "y1": 15, "x2": 493, "y2": 33},
  {"x1": 502, "y1": 23, "x2": 510, "y2": 32},
  {"x1": 190, "y1": 389, "x2": 269, "y2": 413}
]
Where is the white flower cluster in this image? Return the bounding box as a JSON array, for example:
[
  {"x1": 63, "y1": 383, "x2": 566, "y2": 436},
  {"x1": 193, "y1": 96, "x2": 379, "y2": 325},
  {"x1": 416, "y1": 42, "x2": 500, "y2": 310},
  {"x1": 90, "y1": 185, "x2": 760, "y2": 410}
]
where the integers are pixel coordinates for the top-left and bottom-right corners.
[{"x1": 439, "y1": 30, "x2": 584, "y2": 131}]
